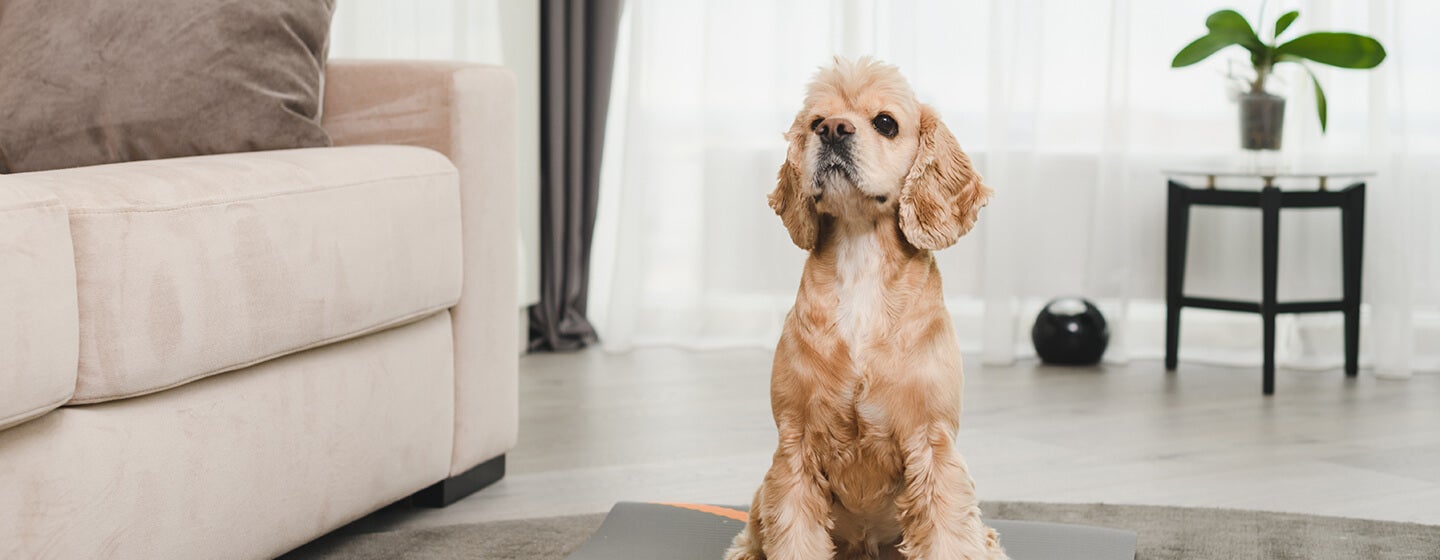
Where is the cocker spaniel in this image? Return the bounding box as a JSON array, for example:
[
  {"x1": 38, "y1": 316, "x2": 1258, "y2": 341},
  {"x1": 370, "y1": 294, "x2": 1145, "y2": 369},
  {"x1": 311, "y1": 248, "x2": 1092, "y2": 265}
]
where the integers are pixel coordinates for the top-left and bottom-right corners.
[{"x1": 725, "y1": 57, "x2": 1004, "y2": 560}]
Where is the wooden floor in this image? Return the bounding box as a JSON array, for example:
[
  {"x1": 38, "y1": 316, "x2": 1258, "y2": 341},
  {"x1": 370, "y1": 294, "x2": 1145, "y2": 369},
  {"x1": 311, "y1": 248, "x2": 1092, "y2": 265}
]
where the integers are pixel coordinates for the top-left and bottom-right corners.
[{"x1": 358, "y1": 348, "x2": 1440, "y2": 532}]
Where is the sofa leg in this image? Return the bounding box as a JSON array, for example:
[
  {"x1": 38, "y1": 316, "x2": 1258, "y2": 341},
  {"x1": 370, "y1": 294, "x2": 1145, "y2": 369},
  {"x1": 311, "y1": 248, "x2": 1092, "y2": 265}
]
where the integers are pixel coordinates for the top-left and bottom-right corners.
[{"x1": 413, "y1": 454, "x2": 506, "y2": 508}]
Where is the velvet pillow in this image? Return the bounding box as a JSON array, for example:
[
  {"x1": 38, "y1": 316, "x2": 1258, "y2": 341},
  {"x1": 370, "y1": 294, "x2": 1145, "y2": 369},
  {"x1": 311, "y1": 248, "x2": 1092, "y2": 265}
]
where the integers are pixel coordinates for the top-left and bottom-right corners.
[{"x1": 0, "y1": 0, "x2": 335, "y2": 174}]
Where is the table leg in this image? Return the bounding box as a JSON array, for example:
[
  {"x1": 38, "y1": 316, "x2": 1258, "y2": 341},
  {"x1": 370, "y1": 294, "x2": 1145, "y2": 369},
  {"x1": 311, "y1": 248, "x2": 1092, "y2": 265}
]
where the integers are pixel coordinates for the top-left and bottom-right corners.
[
  {"x1": 1342, "y1": 183, "x2": 1366, "y2": 377},
  {"x1": 1261, "y1": 187, "x2": 1281, "y2": 395},
  {"x1": 1165, "y1": 182, "x2": 1189, "y2": 371}
]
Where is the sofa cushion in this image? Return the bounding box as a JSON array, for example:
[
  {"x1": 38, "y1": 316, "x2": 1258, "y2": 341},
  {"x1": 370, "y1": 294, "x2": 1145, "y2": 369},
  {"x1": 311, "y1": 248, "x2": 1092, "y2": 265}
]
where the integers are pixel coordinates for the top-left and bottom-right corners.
[
  {"x1": 0, "y1": 311, "x2": 456, "y2": 560},
  {"x1": 0, "y1": 186, "x2": 79, "y2": 429},
  {"x1": 8, "y1": 146, "x2": 463, "y2": 404},
  {"x1": 0, "y1": 0, "x2": 335, "y2": 173}
]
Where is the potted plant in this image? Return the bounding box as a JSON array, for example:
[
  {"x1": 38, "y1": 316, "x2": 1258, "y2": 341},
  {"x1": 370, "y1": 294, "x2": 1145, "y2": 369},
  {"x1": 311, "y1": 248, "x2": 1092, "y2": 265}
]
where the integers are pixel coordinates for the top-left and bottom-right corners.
[{"x1": 1171, "y1": 8, "x2": 1386, "y2": 150}]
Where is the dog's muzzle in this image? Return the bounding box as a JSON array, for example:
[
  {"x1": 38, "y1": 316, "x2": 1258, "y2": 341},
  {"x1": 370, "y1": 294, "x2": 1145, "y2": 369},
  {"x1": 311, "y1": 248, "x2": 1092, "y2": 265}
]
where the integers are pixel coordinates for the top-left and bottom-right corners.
[
  {"x1": 813, "y1": 143, "x2": 857, "y2": 188},
  {"x1": 810, "y1": 117, "x2": 859, "y2": 192}
]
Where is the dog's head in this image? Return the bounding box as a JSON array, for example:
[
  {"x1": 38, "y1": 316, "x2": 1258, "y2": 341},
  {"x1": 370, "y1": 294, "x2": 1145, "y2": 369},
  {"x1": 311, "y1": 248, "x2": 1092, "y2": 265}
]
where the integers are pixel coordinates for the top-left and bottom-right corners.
[{"x1": 770, "y1": 57, "x2": 991, "y2": 252}]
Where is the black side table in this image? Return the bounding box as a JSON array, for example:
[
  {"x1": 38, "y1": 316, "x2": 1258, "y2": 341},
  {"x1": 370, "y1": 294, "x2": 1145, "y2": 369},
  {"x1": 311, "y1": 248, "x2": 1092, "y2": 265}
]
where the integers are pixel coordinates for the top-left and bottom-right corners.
[{"x1": 1164, "y1": 170, "x2": 1369, "y2": 395}]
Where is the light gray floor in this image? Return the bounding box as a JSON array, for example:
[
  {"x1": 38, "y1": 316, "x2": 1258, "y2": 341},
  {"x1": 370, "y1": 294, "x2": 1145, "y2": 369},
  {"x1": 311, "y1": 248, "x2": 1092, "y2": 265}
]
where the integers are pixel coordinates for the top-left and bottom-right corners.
[{"x1": 366, "y1": 349, "x2": 1440, "y2": 531}]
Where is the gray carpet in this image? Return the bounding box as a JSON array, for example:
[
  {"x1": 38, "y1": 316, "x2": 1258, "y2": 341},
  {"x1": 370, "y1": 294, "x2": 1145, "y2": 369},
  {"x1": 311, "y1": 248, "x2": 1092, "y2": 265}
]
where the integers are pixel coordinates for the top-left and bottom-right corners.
[{"x1": 284, "y1": 501, "x2": 1440, "y2": 560}]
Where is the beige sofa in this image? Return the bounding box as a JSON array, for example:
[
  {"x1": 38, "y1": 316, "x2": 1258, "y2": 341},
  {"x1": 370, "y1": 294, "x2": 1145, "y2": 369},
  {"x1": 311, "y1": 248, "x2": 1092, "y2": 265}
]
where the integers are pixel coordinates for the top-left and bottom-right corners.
[{"x1": 0, "y1": 60, "x2": 518, "y2": 559}]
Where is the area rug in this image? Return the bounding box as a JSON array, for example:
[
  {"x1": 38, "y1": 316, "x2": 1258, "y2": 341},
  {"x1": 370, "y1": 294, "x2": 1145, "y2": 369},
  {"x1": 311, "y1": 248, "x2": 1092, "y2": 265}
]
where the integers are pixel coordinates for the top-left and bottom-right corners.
[{"x1": 284, "y1": 501, "x2": 1440, "y2": 560}]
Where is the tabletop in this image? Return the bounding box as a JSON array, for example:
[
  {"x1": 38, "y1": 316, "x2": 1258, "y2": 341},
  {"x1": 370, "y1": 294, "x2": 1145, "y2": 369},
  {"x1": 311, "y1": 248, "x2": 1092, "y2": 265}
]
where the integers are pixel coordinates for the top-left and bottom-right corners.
[{"x1": 1164, "y1": 166, "x2": 1374, "y2": 190}]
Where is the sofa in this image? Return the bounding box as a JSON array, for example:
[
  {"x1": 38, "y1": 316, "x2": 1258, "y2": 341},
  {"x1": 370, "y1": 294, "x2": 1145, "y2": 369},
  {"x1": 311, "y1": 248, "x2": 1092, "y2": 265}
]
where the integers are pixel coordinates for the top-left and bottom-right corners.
[{"x1": 0, "y1": 60, "x2": 518, "y2": 559}]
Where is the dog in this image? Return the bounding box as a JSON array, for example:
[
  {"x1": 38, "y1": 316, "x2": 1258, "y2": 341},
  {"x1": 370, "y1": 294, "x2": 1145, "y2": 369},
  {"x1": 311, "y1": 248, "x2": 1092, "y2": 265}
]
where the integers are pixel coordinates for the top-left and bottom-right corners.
[{"x1": 724, "y1": 57, "x2": 1004, "y2": 560}]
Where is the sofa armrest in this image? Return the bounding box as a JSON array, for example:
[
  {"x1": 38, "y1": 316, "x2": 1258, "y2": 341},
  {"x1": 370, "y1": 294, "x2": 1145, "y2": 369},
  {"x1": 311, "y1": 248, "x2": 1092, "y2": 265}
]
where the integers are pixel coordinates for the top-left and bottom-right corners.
[{"x1": 323, "y1": 60, "x2": 518, "y2": 475}]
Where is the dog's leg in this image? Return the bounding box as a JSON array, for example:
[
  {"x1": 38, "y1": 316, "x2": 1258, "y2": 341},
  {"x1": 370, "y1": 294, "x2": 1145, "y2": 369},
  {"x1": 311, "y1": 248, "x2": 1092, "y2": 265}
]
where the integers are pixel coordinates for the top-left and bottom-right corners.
[
  {"x1": 724, "y1": 487, "x2": 767, "y2": 560},
  {"x1": 754, "y1": 425, "x2": 834, "y2": 560},
  {"x1": 895, "y1": 423, "x2": 1008, "y2": 560}
]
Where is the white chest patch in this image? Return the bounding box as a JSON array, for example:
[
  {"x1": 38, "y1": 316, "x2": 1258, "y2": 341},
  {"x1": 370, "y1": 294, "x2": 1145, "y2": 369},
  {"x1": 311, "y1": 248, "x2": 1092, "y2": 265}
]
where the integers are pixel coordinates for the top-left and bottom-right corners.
[{"x1": 833, "y1": 230, "x2": 888, "y2": 364}]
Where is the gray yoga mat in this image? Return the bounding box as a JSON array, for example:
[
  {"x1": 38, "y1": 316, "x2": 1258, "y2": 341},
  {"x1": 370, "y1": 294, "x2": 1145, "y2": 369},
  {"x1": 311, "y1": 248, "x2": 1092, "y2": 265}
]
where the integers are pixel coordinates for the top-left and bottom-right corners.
[{"x1": 565, "y1": 502, "x2": 1137, "y2": 560}]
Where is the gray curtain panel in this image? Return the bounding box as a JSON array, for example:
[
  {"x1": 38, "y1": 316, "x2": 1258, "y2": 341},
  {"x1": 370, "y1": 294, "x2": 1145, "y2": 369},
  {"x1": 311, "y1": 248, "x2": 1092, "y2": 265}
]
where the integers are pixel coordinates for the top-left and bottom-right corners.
[{"x1": 528, "y1": 0, "x2": 624, "y2": 352}]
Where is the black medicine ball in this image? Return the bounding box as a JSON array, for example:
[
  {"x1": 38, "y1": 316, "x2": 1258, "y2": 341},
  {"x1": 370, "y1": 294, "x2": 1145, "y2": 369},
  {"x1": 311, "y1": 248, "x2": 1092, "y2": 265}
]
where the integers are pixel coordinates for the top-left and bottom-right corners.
[{"x1": 1032, "y1": 297, "x2": 1109, "y2": 365}]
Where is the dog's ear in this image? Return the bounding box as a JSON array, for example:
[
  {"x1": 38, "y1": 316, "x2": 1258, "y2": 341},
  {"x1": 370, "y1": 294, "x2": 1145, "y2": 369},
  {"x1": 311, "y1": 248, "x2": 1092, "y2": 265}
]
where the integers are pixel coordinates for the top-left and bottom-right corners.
[
  {"x1": 769, "y1": 114, "x2": 819, "y2": 251},
  {"x1": 898, "y1": 104, "x2": 992, "y2": 251}
]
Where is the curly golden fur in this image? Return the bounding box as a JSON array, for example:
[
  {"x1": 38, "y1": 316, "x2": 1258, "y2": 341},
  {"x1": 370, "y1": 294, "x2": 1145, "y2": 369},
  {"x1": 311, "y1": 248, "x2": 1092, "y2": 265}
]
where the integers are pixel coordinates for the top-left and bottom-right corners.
[{"x1": 725, "y1": 57, "x2": 1002, "y2": 560}]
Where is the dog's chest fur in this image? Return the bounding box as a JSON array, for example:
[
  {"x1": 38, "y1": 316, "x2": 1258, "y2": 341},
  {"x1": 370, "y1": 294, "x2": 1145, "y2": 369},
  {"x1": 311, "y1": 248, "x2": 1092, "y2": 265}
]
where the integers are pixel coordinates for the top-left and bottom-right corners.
[
  {"x1": 822, "y1": 227, "x2": 907, "y2": 523},
  {"x1": 832, "y1": 228, "x2": 889, "y2": 362}
]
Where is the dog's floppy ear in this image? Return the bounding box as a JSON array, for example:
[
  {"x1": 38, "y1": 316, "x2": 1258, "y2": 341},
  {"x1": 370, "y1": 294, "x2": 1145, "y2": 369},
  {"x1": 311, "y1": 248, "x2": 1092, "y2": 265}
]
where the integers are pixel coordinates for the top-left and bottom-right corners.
[
  {"x1": 769, "y1": 114, "x2": 819, "y2": 251},
  {"x1": 898, "y1": 104, "x2": 992, "y2": 251}
]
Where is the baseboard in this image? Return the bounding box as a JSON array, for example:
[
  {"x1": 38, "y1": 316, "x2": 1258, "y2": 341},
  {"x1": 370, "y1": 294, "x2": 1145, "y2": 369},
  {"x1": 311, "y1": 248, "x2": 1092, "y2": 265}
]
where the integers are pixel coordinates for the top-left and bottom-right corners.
[{"x1": 412, "y1": 454, "x2": 506, "y2": 508}]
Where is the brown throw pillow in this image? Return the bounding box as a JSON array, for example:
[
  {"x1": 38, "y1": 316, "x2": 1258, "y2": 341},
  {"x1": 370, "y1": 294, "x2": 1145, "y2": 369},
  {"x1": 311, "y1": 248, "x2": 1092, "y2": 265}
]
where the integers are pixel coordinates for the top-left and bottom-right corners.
[{"x1": 0, "y1": 0, "x2": 335, "y2": 174}]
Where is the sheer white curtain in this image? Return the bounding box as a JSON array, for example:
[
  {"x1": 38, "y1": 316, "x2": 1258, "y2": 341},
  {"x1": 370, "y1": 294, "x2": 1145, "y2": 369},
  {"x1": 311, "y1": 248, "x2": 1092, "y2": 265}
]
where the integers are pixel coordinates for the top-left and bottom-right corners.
[
  {"x1": 330, "y1": 0, "x2": 505, "y2": 62},
  {"x1": 590, "y1": 0, "x2": 1440, "y2": 377}
]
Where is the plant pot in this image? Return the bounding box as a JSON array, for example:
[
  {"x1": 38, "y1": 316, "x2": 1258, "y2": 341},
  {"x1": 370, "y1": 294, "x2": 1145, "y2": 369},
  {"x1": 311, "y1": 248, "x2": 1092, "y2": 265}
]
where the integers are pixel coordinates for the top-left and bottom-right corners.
[{"x1": 1240, "y1": 92, "x2": 1285, "y2": 151}]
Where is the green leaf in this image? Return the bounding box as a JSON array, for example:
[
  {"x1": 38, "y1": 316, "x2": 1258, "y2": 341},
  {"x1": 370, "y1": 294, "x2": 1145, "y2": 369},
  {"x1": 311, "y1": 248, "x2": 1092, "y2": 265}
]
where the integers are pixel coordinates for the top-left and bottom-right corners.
[
  {"x1": 1274, "y1": 10, "x2": 1299, "y2": 39},
  {"x1": 1172, "y1": 34, "x2": 1246, "y2": 67},
  {"x1": 1276, "y1": 32, "x2": 1387, "y2": 68},
  {"x1": 1205, "y1": 9, "x2": 1264, "y2": 51},
  {"x1": 1297, "y1": 64, "x2": 1329, "y2": 132},
  {"x1": 1279, "y1": 56, "x2": 1330, "y2": 132}
]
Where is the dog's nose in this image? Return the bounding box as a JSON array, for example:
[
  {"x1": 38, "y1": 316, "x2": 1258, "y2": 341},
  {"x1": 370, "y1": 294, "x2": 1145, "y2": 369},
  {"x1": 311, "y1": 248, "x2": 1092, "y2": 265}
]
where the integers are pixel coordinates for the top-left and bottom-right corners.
[{"x1": 816, "y1": 117, "x2": 856, "y2": 144}]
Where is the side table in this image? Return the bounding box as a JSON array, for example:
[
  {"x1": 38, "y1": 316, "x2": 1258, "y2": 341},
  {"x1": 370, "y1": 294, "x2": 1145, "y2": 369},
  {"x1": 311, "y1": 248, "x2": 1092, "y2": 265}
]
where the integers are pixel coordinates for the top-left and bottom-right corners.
[{"x1": 1164, "y1": 169, "x2": 1370, "y2": 395}]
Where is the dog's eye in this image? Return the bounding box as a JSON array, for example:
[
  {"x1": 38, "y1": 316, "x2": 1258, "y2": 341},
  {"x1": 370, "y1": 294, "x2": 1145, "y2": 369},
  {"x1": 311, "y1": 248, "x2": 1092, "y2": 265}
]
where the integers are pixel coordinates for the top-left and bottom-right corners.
[
  {"x1": 872, "y1": 114, "x2": 899, "y2": 138},
  {"x1": 809, "y1": 117, "x2": 823, "y2": 131}
]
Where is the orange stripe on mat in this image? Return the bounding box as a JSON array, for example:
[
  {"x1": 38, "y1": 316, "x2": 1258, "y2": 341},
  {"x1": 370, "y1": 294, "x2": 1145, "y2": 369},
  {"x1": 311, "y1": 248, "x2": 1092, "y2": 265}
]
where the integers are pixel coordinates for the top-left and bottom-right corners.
[{"x1": 654, "y1": 502, "x2": 749, "y2": 522}]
